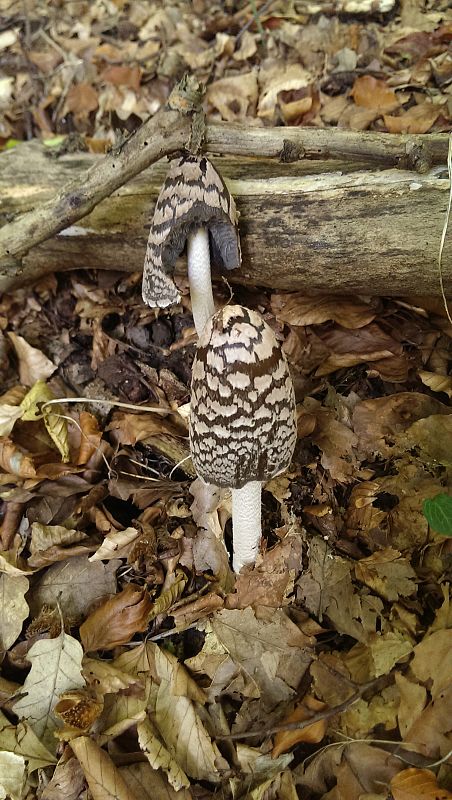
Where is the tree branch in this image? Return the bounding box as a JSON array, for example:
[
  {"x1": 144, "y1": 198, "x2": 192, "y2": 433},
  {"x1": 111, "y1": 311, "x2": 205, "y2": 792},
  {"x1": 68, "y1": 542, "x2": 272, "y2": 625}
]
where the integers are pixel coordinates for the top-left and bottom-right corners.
[{"x1": 0, "y1": 75, "x2": 204, "y2": 277}]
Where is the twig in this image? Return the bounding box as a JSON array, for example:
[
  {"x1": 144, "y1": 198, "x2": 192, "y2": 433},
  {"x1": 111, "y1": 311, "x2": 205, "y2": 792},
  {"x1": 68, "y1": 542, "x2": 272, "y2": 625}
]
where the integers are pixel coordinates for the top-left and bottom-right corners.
[
  {"x1": 438, "y1": 132, "x2": 452, "y2": 325},
  {"x1": 215, "y1": 672, "x2": 395, "y2": 741},
  {"x1": 0, "y1": 75, "x2": 204, "y2": 274}
]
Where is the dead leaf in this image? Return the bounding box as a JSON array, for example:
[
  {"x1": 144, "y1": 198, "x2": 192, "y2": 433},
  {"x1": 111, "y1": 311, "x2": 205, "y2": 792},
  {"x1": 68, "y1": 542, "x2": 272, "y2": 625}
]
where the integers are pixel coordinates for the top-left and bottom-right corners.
[
  {"x1": 89, "y1": 526, "x2": 141, "y2": 561},
  {"x1": 271, "y1": 293, "x2": 378, "y2": 329},
  {"x1": 0, "y1": 574, "x2": 29, "y2": 651},
  {"x1": 212, "y1": 607, "x2": 313, "y2": 706},
  {"x1": 316, "y1": 323, "x2": 402, "y2": 376},
  {"x1": 384, "y1": 102, "x2": 442, "y2": 134},
  {"x1": 418, "y1": 371, "x2": 452, "y2": 399},
  {"x1": 29, "y1": 556, "x2": 119, "y2": 620},
  {"x1": 0, "y1": 438, "x2": 36, "y2": 477},
  {"x1": 0, "y1": 752, "x2": 26, "y2": 800},
  {"x1": 75, "y1": 411, "x2": 103, "y2": 465},
  {"x1": 411, "y1": 630, "x2": 452, "y2": 698},
  {"x1": 258, "y1": 62, "x2": 311, "y2": 120},
  {"x1": 41, "y1": 755, "x2": 85, "y2": 800},
  {"x1": 0, "y1": 405, "x2": 23, "y2": 437},
  {"x1": 71, "y1": 736, "x2": 137, "y2": 800},
  {"x1": 7, "y1": 333, "x2": 56, "y2": 386},
  {"x1": 352, "y1": 393, "x2": 450, "y2": 456},
  {"x1": 351, "y1": 75, "x2": 399, "y2": 113},
  {"x1": 395, "y1": 672, "x2": 427, "y2": 738},
  {"x1": 354, "y1": 548, "x2": 416, "y2": 602},
  {"x1": 64, "y1": 83, "x2": 98, "y2": 115},
  {"x1": 119, "y1": 762, "x2": 193, "y2": 800},
  {"x1": 100, "y1": 65, "x2": 141, "y2": 91},
  {"x1": 391, "y1": 768, "x2": 452, "y2": 799},
  {"x1": 272, "y1": 695, "x2": 328, "y2": 757},
  {"x1": 207, "y1": 72, "x2": 258, "y2": 121},
  {"x1": 80, "y1": 584, "x2": 152, "y2": 651},
  {"x1": 13, "y1": 630, "x2": 85, "y2": 751},
  {"x1": 137, "y1": 717, "x2": 190, "y2": 790},
  {"x1": 149, "y1": 644, "x2": 228, "y2": 783},
  {"x1": 0, "y1": 709, "x2": 56, "y2": 772}
]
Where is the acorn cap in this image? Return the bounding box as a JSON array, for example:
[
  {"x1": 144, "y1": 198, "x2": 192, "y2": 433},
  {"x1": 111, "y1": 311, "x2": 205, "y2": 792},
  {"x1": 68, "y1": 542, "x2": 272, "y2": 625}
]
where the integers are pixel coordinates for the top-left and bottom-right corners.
[
  {"x1": 142, "y1": 155, "x2": 241, "y2": 308},
  {"x1": 189, "y1": 305, "x2": 297, "y2": 490}
]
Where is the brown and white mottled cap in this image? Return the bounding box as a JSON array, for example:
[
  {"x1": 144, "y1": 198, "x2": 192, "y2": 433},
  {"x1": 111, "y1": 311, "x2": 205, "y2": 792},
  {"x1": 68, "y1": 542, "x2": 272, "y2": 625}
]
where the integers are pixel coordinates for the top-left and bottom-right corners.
[
  {"x1": 189, "y1": 305, "x2": 297, "y2": 489},
  {"x1": 142, "y1": 154, "x2": 241, "y2": 308}
]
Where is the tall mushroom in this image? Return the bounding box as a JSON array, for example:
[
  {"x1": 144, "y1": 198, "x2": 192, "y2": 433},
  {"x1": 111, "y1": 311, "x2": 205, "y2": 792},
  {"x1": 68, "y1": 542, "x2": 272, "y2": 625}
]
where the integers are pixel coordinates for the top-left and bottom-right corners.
[
  {"x1": 189, "y1": 305, "x2": 297, "y2": 572},
  {"x1": 142, "y1": 154, "x2": 241, "y2": 336}
]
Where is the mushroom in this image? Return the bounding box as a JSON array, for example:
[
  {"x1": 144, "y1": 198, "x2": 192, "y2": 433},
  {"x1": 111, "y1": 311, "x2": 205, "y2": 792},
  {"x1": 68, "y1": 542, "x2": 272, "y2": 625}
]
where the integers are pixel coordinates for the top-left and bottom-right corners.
[
  {"x1": 142, "y1": 154, "x2": 241, "y2": 336},
  {"x1": 189, "y1": 305, "x2": 297, "y2": 572}
]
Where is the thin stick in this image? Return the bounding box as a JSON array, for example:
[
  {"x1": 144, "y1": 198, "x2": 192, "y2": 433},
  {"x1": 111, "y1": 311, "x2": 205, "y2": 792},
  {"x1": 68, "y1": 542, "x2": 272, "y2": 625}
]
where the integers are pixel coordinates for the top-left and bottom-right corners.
[
  {"x1": 215, "y1": 672, "x2": 395, "y2": 741},
  {"x1": 438, "y1": 133, "x2": 452, "y2": 325}
]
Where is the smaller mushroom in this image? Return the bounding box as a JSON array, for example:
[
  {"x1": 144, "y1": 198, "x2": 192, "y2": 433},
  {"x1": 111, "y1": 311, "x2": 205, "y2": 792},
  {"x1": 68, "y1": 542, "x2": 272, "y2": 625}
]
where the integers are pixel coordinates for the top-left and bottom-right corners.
[
  {"x1": 189, "y1": 305, "x2": 297, "y2": 572},
  {"x1": 143, "y1": 154, "x2": 241, "y2": 336}
]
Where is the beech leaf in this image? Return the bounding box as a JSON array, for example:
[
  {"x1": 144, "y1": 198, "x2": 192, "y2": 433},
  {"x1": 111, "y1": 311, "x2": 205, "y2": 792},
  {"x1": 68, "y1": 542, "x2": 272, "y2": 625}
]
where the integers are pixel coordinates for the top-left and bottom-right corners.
[
  {"x1": 0, "y1": 574, "x2": 29, "y2": 651},
  {"x1": 70, "y1": 736, "x2": 136, "y2": 800},
  {"x1": 391, "y1": 768, "x2": 452, "y2": 799},
  {"x1": 0, "y1": 405, "x2": 23, "y2": 437},
  {"x1": 0, "y1": 751, "x2": 25, "y2": 800},
  {"x1": 12, "y1": 630, "x2": 84, "y2": 750},
  {"x1": 0, "y1": 710, "x2": 56, "y2": 771},
  {"x1": 137, "y1": 717, "x2": 190, "y2": 790},
  {"x1": 80, "y1": 584, "x2": 152, "y2": 651},
  {"x1": 7, "y1": 333, "x2": 56, "y2": 386}
]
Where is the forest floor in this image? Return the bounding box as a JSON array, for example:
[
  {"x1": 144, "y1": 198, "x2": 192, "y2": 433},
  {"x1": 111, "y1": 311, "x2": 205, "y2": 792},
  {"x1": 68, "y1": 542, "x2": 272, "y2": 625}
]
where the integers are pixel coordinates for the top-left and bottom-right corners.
[{"x1": 0, "y1": 1, "x2": 452, "y2": 799}]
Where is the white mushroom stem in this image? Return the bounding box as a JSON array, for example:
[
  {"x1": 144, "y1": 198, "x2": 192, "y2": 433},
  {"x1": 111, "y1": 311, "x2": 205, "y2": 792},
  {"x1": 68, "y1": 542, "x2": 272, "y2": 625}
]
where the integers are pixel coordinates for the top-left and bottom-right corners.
[
  {"x1": 187, "y1": 227, "x2": 215, "y2": 337},
  {"x1": 231, "y1": 481, "x2": 262, "y2": 573}
]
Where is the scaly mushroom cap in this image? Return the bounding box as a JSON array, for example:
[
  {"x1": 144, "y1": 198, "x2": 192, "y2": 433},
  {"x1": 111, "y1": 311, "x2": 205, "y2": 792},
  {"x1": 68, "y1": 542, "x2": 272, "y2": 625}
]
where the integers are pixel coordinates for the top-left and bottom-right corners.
[
  {"x1": 142, "y1": 154, "x2": 241, "y2": 308},
  {"x1": 189, "y1": 305, "x2": 297, "y2": 489}
]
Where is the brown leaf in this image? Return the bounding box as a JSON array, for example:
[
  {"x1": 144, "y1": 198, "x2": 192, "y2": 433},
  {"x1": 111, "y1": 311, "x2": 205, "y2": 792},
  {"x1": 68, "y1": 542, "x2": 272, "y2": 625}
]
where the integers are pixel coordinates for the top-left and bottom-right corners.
[
  {"x1": 271, "y1": 293, "x2": 378, "y2": 329},
  {"x1": 41, "y1": 754, "x2": 85, "y2": 800},
  {"x1": 71, "y1": 736, "x2": 137, "y2": 800},
  {"x1": 272, "y1": 695, "x2": 328, "y2": 757},
  {"x1": 391, "y1": 768, "x2": 452, "y2": 800},
  {"x1": 225, "y1": 537, "x2": 303, "y2": 609},
  {"x1": 384, "y1": 102, "x2": 442, "y2": 134},
  {"x1": 351, "y1": 75, "x2": 399, "y2": 113},
  {"x1": 7, "y1": 333, "x2": 56, "y2": 386},
  {"x1": 101, "y1": 65, "x2": 142, "y2": 91},
  {"x1": 352, "y1": 393, "x2": 449, "y2": 456},
  {"x1": 75, "y1": 412, "x2": 103, "y2": 465},
  {"x1": 64, "y1": 83, "x2": 98, "y2": 115},
  {"x1": 354, "y1": 548, "x2": 416, "y2": 602},
  {"x1": 0, "y1": 437, "x2": 36, "y2": 477},
  {"x1": 80, "y1": 584, "x2": 152, "y2": 651},
  {"x1": 316, "y1": 323, "x2": 402, "y2": 376},
  {"x1": 29, "y1": 556, "x2": 119, "y2": 621},
  {"x1": 418, "y1": 371, "x2": 452, "y2": 399}
]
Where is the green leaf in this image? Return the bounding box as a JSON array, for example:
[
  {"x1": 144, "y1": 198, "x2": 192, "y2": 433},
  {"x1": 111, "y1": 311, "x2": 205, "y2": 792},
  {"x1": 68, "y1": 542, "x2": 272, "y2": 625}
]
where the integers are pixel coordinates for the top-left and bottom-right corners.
[{"x1": 423, "y1": 494, "x2": 452, "y2": 537}]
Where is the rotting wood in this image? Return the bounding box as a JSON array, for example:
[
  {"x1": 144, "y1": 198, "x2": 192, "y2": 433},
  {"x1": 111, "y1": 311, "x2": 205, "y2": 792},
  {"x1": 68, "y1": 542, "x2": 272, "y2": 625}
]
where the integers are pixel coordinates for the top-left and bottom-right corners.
[{"x1": 0, "y1": 129, "x2": 450, "y2": 297}]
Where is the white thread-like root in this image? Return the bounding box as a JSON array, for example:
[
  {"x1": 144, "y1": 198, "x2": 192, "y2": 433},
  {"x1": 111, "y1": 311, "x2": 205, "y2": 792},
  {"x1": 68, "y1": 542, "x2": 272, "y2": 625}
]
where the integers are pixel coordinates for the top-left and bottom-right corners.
[
  {"x1": 187, "y1": 227, "x2": 215, "y2": 337},
  {"x1": 232, "y1": 481, "x2": 262, "y2": 572}
]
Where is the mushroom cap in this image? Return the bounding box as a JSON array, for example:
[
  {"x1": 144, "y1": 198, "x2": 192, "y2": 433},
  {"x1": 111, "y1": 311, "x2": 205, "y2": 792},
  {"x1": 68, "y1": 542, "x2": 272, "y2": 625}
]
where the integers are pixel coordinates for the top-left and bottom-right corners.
[
  {"x1": 142, "y1": 154, "x2": 241, "y2": 308},
  {"x1": 189, "y1": 305, "x2": 297, "y2": 489}
]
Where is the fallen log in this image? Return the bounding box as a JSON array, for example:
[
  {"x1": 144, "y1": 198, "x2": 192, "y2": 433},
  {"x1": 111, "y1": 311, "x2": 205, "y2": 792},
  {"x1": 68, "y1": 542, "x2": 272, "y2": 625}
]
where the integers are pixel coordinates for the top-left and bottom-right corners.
[{"x1": 0, "y1": 133, "x2": 450, "y2": 297}]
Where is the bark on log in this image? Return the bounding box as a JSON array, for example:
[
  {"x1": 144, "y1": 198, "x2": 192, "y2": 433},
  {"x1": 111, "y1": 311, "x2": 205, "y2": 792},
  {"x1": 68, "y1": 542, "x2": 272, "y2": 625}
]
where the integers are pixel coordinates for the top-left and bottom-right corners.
[{"x1": 0, "y1": 139, "x2": 450, "y2": 297}]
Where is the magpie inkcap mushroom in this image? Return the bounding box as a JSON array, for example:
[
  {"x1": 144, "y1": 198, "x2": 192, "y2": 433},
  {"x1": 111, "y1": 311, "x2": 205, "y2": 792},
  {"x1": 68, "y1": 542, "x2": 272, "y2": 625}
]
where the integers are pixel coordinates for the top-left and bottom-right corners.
[
  {"x1": 189, "y1": 304, "x2": 297, "y2": 572},
  {"x1": 142, "y1": 154, "x2": 241, "y2": 336}
]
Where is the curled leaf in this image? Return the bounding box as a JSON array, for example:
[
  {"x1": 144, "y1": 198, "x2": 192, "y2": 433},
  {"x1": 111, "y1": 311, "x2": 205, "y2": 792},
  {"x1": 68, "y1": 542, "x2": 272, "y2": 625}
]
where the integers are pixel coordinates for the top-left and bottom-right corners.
[
  {"x1": 80, "y1": 584, "x2": 152, "y2": 651},
  {"x1": 0, "y1": 438, "x2": 36, "y2": 478},
  {"x1": 7, "y1": 333, "x2": 56, "y2": 386}
]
